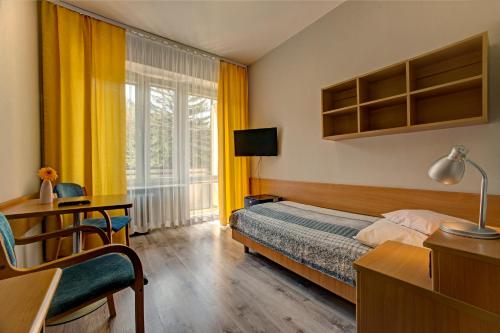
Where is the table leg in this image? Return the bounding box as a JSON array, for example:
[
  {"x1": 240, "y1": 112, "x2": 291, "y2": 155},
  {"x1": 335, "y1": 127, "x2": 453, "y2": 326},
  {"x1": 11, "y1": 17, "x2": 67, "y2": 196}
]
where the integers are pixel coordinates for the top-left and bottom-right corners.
[{"x1": 72, "y1": 212, "x2": 81, "y2": 253}]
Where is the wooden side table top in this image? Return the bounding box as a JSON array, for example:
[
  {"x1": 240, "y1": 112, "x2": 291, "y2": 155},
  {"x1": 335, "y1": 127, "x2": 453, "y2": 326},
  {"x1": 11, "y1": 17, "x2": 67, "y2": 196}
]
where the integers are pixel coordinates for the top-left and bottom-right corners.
[
  {"x1": 354, "y1": 240, "x2": 432, "y2": 290},
  {"x1": 1, "y1": 195, "x2": 132, "y2": 219},
  {"x1": 0, "y1": 269, "x2": 62, "y2": 333}
]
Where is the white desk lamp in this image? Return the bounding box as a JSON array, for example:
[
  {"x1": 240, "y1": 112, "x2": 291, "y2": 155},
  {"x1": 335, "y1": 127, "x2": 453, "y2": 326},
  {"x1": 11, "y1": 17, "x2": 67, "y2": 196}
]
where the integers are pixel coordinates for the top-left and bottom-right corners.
[{"x1": 428, "y1": 145, "x2": 500, "y2": 239}]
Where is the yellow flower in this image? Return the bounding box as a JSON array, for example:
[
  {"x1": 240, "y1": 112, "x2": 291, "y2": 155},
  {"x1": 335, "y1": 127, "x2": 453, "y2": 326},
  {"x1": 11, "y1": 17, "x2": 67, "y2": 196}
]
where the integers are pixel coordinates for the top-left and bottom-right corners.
[{"x1": 38, "y1": 167, "x2": 58, "y2": 182}]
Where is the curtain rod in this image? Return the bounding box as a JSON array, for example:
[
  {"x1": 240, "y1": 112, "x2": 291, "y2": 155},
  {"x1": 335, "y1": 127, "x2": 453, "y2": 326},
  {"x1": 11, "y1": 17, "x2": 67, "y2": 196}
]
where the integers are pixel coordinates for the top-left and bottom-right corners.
[{"x1": 50, "y1": 0, "x2": 247, "y2": 68}]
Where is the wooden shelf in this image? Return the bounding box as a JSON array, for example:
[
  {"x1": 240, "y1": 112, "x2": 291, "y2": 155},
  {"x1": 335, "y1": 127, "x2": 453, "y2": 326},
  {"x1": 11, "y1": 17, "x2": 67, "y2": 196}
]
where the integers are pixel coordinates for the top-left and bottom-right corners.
[
  {"x1": 323, "y1": 105, "x2": 357, "y2": 115},
  {"x1": 324, "y1": 126, "x2": 410, "y2": 141},
  {"x1": 321, "y1": 32, "x2": 488, "y2": 140},
  {"x1": 359, "y1": 93, "x2": 407, "y2": 107}
]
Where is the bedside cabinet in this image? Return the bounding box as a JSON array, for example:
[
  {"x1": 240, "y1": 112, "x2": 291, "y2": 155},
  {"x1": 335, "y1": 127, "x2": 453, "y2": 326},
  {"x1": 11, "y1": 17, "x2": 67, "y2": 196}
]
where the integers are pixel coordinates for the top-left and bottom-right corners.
[
  {"x1": 244, "y1": 194, "x2": 281, "y2": 208},
  {"x1": 354, "y1": 241, "x2": 431, "y2": 333},
  {"x1": 354, "y1": 241, "x2": 500, "y2": 333},
  {"x1": 424, "y1": 230, "x2": 500, "y2": 315}
]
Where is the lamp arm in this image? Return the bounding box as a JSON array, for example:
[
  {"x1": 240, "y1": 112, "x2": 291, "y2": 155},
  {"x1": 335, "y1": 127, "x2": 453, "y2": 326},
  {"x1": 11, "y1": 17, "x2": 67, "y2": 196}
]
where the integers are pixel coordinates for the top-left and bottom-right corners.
[{"x1": 466, "y1": 158, "x2": 488, "y2": 229}]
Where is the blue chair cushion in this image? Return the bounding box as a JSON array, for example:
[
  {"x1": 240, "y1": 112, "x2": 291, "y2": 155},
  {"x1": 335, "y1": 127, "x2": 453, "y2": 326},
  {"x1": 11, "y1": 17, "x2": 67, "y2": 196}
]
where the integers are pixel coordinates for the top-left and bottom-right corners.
[
  {"x1": 82, "y1": 216, "x2": 131, "y2": 232},
  {"x1": 0, "y1": 213, "x2": 16, "y2": 266},
  {"x1": 47, "y1": 253, "x2": 135, "y2": 318},
  {"x1": 53, "y1": 183, "x2": 85, "y2": 198}
]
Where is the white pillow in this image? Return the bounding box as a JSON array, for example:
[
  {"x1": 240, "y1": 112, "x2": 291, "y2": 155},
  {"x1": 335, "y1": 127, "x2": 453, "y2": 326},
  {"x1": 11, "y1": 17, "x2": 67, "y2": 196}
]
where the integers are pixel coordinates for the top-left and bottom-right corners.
[
  {"x1": 382, "y1": 209, "x2": 473, "y2": 235},
  {"x1": 354, "y1": 218, "x2": 428, "y2": 248}
]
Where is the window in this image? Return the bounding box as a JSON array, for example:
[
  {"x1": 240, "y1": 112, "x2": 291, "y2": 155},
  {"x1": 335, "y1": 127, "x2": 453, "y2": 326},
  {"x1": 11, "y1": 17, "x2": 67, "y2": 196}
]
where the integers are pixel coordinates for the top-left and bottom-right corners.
[
  {"x1": 125, "y1": 83, "x2": 136, "y2": 182},
  {"x1": 149, "y1": 86, "x2": 175, "y2": 181},
  {"x1": 125, "y1": 59, "x2": 219, "y2": 229},
  {"x1": 188, "y1": 95, "x2": 218, "y2": 216}
]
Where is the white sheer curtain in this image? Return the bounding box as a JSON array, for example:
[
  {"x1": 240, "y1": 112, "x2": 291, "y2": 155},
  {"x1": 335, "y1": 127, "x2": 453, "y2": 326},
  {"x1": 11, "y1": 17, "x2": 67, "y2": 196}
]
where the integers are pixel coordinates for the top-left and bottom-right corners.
[{"x1": 126, "y1": 32, "x2": 219, "y2": 232}]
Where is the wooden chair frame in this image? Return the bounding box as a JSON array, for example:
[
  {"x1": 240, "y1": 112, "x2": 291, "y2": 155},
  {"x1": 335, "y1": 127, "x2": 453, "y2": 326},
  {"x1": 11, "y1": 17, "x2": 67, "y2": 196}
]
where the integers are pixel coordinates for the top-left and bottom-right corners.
[
  {"x1": 0, "y1": 225, "x2": 144, "y2": 333},
  {"x1": 53, "y1": 186, "x2": 131, "y2": 259}
]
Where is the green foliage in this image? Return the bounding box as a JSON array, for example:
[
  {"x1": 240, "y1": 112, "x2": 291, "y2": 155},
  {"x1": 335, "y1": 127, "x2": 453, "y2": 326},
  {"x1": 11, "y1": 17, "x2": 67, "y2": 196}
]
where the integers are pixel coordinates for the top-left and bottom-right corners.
[{"x1": 125, "y1": 84, "x2": 217, "y2": 180}]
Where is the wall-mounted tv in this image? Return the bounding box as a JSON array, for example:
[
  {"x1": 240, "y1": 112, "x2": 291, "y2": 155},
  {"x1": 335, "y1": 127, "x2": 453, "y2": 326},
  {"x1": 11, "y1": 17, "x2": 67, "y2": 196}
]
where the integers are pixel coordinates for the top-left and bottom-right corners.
[{"x1": 234, "y1": 127, "x2": 278, "y2": 156}]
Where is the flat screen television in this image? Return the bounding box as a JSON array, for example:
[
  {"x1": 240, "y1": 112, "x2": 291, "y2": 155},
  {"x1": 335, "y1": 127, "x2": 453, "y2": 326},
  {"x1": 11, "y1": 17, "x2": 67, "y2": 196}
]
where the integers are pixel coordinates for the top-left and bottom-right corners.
[{"x1": 234, "y1": 127, "x2": 278, "y2": 156}]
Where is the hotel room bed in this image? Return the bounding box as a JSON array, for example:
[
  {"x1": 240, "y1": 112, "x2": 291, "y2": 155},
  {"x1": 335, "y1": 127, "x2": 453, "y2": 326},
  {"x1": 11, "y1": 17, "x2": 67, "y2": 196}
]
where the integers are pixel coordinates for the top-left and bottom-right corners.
[{"x1": 230, "y1": 201, "x2": 379, "y2": 288}]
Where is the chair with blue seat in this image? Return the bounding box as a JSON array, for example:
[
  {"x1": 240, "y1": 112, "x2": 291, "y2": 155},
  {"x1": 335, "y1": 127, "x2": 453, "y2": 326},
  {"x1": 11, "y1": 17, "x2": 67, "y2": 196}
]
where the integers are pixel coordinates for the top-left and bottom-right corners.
[
  {"x1": 0, "y1": 213, "x2": 145, "y2": 332},
  {"x1": 53, "y1": 183, "x2": 131, "y2": 257}
]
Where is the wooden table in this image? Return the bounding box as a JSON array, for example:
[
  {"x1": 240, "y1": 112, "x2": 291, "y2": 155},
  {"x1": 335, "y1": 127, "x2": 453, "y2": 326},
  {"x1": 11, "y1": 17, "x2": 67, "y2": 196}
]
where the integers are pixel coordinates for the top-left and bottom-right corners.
[
  {"x1": 1, "y1": 195, "x2": 132, "y2": 253},
  {"x1": 0, "y1": 269, "x2": 61, "y2": 333},
  {"x1": 353, "y1": 241, "x2": 500, "y2": 333}
]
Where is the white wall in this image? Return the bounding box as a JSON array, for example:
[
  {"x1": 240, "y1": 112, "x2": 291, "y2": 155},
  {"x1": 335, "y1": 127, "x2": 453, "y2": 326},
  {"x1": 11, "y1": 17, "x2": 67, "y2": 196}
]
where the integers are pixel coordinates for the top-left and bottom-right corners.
[
  {"x1": 0, "y1": 0, "x2": 42, "y2": 265},
  {"x1": 249, "y1": 0, "x2": 500, "y2": 194},
  {"x1": 0, "y1": 0, "x2": 40, "y2": 202}
]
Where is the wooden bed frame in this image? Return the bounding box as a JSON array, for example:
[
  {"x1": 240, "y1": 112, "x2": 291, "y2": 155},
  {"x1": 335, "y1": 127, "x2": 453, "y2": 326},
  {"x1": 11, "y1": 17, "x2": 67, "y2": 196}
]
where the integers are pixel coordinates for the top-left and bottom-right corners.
[
  {"x1": 232, "y1": 230, "x2": 356, "y2": 302},
  {"x1": 231, "y1": 178, "x2": 500, "y2": 304}
]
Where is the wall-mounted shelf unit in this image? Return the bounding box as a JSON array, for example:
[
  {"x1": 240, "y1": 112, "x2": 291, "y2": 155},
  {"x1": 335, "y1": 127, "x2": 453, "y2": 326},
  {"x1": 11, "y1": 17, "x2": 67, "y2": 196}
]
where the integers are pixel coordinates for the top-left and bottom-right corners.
[{"x1": 321, "y1": 32, "x2": 488, "y2": 141}]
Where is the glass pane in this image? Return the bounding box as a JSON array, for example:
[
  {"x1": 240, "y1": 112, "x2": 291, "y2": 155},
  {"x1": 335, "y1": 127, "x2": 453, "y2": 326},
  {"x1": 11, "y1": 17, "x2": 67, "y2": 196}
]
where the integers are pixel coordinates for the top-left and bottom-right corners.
[
  {"x1": 125, "y1": 84, "x2": 136, "y2": 182},
  {"x1": 149, "y1": 86, "x2": 175, "y2": 183},
  {"x1": 188, "y1": 96, "x2": 214, "y2": 173},
  {"x1": 188, "y1": 95, "x2": 218, "y2": 216}
]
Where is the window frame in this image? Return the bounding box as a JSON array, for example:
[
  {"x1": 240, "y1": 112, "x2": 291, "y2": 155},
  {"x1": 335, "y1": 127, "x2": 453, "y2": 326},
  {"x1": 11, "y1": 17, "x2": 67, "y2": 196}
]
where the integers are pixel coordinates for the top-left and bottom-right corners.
[{"x1": 125, "y1": 72, "x2": 218, "y2": 190}]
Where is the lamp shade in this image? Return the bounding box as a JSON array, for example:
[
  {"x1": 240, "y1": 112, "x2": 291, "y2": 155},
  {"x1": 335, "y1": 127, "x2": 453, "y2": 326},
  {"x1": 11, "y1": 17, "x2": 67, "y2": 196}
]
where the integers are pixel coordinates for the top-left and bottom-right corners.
[{"x1": 428, "y1": 146, "x2": 467, "y2": 185}]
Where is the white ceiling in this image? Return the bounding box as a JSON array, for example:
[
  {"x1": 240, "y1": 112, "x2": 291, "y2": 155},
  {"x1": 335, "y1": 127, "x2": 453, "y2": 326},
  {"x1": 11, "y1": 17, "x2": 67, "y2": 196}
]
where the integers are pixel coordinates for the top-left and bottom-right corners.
[{"x1": 65, "y1": 1, "x2": 343, "y2": 65}]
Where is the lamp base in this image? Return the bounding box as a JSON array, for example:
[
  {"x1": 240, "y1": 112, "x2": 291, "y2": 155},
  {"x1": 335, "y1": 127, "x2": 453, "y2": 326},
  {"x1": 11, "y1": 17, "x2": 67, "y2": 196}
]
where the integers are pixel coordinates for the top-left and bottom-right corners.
[{"x1": 440, "y1": 222, "x2": 500, "y2": 239}]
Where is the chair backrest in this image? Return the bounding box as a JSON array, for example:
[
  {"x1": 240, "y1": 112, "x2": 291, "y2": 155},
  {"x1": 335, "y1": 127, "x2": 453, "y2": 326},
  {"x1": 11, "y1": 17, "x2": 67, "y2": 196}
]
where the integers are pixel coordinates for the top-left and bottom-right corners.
[
  {"x1": 54, "y1": 182, "x2": 85, "y2": 198},
  {"x1": 0, "y1": 213, "x2": 16, "y2": 267}
]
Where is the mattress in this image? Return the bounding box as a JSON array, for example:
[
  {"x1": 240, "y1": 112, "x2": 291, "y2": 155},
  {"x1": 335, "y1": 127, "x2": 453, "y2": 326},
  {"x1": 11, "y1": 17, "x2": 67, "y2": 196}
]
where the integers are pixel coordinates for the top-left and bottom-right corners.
[{"x1": 229, "y1": 201, "x2": 379, "y2": 286}]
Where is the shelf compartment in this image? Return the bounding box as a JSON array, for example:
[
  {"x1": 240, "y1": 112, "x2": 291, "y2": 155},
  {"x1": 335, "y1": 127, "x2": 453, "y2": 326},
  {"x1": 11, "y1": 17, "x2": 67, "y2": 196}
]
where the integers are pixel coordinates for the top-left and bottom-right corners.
[
  {"x1": 410, "y1": 84, "x2": 482, "y2": 126},
  {"x1": 322, "y1": 79, "x2": 357, "y2": 111},
  {"x1": 322, "y1": 109, "x2": 358, "y2": 137},
  {"x1": 360, "y1": 96, "x2": 407, "y2": 132},
  {"x1": 359, "y1": 63, "x2": 406, "y2": 103},
  {"x1": 409, "y1": 35, "x2": 484, "y2": 91}
]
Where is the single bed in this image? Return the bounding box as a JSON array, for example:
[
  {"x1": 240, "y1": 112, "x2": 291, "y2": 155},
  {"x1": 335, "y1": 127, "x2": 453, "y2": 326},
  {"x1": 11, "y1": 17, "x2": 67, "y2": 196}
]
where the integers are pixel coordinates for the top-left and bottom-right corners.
[{"x1": 230, "y1": 201, "x2": 379, "y2": 303}]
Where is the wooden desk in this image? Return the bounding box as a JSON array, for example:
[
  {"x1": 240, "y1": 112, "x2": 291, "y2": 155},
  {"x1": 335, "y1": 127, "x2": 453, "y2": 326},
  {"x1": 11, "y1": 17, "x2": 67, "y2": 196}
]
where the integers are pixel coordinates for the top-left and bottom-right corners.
[
  {"x1": 354, "y1": 241, "x2": 500, "y2": 333},
  {"x1": 1, "y1": 195, "x2": 132, "y2": 253},
  {"x1": 0, "y1": 269, "x2": 61, "y2": 333}
]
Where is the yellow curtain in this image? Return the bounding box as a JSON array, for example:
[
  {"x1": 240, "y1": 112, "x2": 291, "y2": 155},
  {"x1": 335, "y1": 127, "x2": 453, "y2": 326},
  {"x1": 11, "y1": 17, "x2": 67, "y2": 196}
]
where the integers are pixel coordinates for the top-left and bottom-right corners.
[
  {"x1": 41, "y1": 1, "x2": 126, "y2": 194},
  {"x1": 41, "y1": 1, "x2": 126, "y2": 257},
  {"x1": 217, "y1": 61, "x2": 249, "y2": 225}
]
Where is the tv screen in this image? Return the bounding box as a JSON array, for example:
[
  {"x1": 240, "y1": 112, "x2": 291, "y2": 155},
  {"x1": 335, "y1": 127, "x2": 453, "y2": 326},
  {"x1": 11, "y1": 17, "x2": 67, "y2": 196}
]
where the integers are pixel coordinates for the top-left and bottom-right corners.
[{"x1": 234, "y1": 128, "x2": 278, "y2": 156}]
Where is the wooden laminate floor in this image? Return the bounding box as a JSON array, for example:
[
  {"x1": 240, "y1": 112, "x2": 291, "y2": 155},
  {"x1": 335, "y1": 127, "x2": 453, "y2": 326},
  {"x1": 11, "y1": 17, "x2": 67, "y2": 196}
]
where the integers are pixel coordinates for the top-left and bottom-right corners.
[{"x1": 47, "y1": 222, "x2": 356, "y2": 333}]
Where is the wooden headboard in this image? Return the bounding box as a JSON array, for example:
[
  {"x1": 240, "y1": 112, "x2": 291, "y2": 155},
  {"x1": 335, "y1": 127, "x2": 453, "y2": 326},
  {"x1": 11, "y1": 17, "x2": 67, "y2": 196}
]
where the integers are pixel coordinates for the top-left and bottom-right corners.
[{"x1": 250, "y1": 178, "x2": 500, "y2": 228}]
